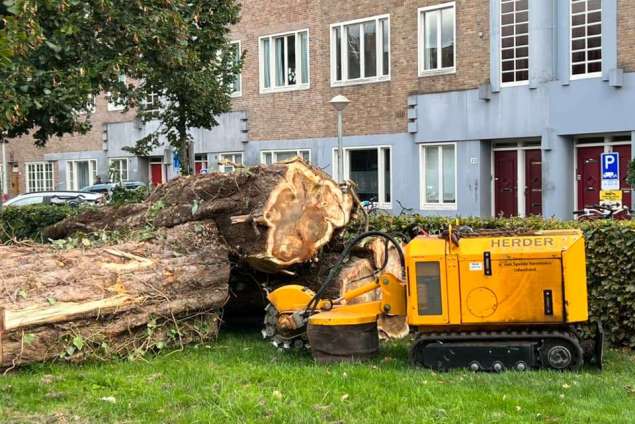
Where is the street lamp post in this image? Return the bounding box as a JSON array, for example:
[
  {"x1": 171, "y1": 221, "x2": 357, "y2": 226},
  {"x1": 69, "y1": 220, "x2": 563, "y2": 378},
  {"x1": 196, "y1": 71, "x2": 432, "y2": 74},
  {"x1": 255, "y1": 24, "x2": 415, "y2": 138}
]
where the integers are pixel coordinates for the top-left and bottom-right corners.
[{"x1": 329, "y1": 95, "x2": 350, "y2": 184}]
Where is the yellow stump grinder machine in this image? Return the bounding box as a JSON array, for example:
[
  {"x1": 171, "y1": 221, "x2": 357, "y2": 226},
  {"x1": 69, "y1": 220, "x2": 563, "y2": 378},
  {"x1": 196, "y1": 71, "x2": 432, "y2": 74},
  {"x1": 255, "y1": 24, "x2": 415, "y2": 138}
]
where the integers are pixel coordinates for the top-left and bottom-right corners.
[{"x1": 263, "y1": 228, "x2": 604, "y2": 371}]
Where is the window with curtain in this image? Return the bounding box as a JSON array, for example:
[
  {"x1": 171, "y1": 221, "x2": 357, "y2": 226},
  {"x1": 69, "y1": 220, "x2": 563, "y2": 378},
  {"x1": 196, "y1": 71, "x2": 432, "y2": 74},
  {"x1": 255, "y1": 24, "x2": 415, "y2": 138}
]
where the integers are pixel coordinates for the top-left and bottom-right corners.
[
  {"x1": 419, "y1": 3, "x2": 455, "y2": 75},
  {"x1": 260, "y1": 30, "x2": 309, "y2": 92},
  {"x1": 331, "y1": 15, "x2": 390, "y2": 85},
  {"x1": 421, "y1": 144, "x2": 456, "y2": 208},
  {"x1": 67, "y1": 160, "x2": 97, "y2": 191}
]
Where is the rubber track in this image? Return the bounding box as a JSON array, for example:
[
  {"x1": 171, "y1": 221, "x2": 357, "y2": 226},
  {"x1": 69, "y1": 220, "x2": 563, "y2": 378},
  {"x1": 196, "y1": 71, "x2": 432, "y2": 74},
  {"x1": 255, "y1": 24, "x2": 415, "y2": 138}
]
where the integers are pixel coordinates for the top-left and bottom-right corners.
[{"x1": 409, "y1": 328, "x2": 584, "y2": 371}]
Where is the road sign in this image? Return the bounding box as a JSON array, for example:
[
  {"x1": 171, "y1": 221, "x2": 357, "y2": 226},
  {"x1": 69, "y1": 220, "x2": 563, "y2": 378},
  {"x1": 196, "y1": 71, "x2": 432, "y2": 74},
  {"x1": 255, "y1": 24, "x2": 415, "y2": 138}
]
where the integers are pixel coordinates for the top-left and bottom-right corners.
[
  {"x1": 600, "y1": 152, "x2": 620, "y2": 190},
  {"x1": 600, "y1": 190, "x2": 623, "y2": 207}
]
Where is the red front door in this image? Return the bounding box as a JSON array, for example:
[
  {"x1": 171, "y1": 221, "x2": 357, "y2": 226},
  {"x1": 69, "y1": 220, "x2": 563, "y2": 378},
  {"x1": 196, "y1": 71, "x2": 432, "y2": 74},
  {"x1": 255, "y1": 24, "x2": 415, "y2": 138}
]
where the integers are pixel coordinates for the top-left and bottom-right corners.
[
  {"x1": 576, "y1": 146, "x2": 604, "y2": 209},
  {"x1": 525, "y1": 149, "x2": 543, "y2": 216},
  {"x1": 494, "y1": 150, "x2": 518, "y2": 217},
  {"x1": 150, "y1": 163, "x2": 163, "y2": 187},
  {"x1": 612, "y1": 144, "x2": 632, "y2": 207}
]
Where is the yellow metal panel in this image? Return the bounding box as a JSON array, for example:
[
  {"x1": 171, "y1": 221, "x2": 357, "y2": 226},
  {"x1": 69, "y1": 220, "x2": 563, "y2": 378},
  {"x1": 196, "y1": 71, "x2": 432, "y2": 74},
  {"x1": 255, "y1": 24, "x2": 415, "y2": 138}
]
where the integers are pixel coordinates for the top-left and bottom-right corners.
[
  {"x1": 562, "y1": 236, "x2": 589, "y2": 323},
  {"x1": 308, "y1": 302, "x2": 381, "y2": 326},
  {"x1": 379, "y1": 273, "x2": 407, "y2": 316},
  {"x1": 457, "y1": 230, "x2": 584, "y2": 261},
  {"x1": 445, "y1": 254, "x2": 462, "y2": 325},
  {"x1": 459, "y1": 258, "x2": 564, "y2": 324},
  {"x1": 267, "y1": 285, "x2": 314, "y2": 313}
]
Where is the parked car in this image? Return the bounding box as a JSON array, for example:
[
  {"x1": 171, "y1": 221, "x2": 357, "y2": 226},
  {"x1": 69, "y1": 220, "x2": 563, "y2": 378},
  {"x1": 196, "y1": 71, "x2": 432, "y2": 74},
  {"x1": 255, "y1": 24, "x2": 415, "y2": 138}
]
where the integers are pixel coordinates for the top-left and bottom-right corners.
[
  {"x1": 81, "y1": 181, "x2": 148, "y2": 195},
  {"x1": 2, "y1": 191, "x2": 105, "y2": 208}
]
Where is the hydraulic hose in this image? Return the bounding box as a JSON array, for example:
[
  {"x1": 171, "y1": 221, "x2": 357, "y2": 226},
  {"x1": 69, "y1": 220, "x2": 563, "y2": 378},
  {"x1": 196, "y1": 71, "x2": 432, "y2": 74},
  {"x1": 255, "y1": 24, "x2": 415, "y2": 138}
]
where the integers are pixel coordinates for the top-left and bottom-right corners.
[{"x1": 305, "y1": 231, "x2": 406, "y2": 315}]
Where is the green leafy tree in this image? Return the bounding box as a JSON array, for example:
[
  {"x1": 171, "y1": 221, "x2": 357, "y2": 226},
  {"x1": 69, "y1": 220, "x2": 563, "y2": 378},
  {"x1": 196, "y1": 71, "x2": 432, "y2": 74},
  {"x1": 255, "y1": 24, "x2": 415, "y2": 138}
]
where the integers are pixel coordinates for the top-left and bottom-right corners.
[
  {"x1": 628, "y1": 159, "x2": 635, "y2": 188},
  {"x1": 0, "y1": 0, "x2": 241, "y2": 175}
]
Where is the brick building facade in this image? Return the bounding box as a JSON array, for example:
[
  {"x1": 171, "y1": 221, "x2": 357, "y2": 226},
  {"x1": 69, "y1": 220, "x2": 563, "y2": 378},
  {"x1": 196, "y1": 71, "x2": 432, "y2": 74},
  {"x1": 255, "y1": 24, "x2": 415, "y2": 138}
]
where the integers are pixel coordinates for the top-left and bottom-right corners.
[{"x1": 6, "y1": 0, "x2": 635, "y2": 219}]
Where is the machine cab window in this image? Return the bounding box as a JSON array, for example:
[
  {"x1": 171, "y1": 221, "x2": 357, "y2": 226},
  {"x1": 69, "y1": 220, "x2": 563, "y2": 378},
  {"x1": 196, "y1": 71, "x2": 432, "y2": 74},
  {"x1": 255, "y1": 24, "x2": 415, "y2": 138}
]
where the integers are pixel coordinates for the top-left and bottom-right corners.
[{"x1": 415, "y1": 262, "x2": 443, "y2": 316}]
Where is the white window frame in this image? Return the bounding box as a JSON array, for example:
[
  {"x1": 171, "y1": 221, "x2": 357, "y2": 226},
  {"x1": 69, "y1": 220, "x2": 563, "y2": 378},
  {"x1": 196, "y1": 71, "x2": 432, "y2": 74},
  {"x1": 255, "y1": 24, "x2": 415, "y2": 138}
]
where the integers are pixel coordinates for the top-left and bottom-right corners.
[
  {"x1": 570, "y1": 0, "x2": 603, "y2": 80},
  {"x1": 25, "y1": 162, "x2": 54, "y2": 193},
  {"x1": 331, "y1": 146, "x2": 393, "y2": 209},
  {"x1": 499, "y1": 0, "x2": 530, "y2": 87},
  {"x1": 230, "y1": 41, "x2": 243, "y2": 98},
  {"x1": 419, "y1": 143, "x2": 458, "y2": 210},
  {"x1": 260, "y1": 149, "x2": 311, "y2": 164},
  {"x1": 140, "y1": 92, "x2": 161, "y2": 114},
  {"x1": 418, "y1": 3, "x2": 456, "y2": 77},
  {"x1": 109, "y1": 158, "x2": 129, "y2": 182},
  {"x1": 218, "y1": 152, "x2": 244, "y2": 173},
  {"x1": 66, "y1": 159, "x2": 97, "y2": 191},
  {"x1": 259, "y1": 29, "x2": 310, "y2": 94},
  {"x1": 107, "y1": 74, "x2": 127, "y2": 112},
  {"x1": 330, "y1": 14, "x2": 391, "y2": 87}
]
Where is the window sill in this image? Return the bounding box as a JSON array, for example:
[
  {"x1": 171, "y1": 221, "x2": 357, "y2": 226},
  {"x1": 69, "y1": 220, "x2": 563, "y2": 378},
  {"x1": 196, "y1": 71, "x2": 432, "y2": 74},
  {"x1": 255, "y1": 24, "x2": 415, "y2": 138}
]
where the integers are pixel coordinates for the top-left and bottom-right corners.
[
  {"x1": 418, "y1": 68, "x2": 456, "y2": 78},
  {"x1": 107, "y1": 106, "x2": 126, "y2": 112},
  {"x1": 570, "y1": 72, "x2": 603, "y2": 81},
  {"x1": 331, "y1": 76, "x2": 391, "y2": 88},
  {"x1": 420, "y1": 203, "x2": 458, "y2": 211},
  {"x1": 500, "y1": 81, "x2": 529, "y2": 88},
  {"x1": 230, "y1": 91, "x2": 242, "y2": 98},
  {"x1": 260, "y1": 84, "x2": 310, "y2": 95}
]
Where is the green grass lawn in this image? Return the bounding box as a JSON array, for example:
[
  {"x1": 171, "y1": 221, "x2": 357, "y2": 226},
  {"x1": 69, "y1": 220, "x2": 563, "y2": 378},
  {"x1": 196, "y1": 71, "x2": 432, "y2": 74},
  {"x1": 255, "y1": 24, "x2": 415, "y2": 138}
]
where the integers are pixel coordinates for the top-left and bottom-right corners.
[{"x1": 1, "y1": 331, "x2": 634, "y2": 424}]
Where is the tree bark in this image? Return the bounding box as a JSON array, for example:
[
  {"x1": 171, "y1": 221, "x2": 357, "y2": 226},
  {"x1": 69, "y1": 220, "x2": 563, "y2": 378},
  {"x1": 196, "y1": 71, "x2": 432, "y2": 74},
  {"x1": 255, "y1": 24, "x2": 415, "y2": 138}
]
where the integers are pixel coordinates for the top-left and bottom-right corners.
[
  {"x1": 44, "y1": 159, "x2": 354, "y2": 273},
  {"x1": 0, "y1": 221, "x2": 229, "y2": 369}
]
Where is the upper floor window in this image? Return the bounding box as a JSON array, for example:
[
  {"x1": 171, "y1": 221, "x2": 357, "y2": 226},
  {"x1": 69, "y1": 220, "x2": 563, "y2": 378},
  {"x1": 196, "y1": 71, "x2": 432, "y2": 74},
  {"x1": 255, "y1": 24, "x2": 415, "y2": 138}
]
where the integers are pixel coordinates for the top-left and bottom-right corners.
[
  {"x1": 26, "y1": 162, "x2": 54, "y2": 193},
  {"x1": 571, "y1": 0, "x2": 602, "y2": 78},
  {"x1": 501, "y1": 0, "x2": 529, "y2": 85},
  {"x1": 331, "y1": 15, "x2": 390, "y2": 86},
  {"x1": 140, "y1": 93, "x2": 161, "y2": 114},
  {"x1": 418, "y1": 3, "x2": 455, "y2": 76},
  {"x1": 107, "y1": 74, "x2": 127, "y2": 112},
  {"x1": 230, "y1": 41, "x2": 242, "y2": 97},
  {"x1": 420, "y1": 144, "x2": 456, "y2": 210},
  {"x1": 259, "y1": 30, "x2": 309, "y2": 93}
]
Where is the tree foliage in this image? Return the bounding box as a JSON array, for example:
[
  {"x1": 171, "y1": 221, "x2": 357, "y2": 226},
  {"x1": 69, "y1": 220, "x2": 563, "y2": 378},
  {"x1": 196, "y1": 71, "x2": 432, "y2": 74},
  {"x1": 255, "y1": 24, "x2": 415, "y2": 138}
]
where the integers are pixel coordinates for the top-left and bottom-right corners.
[
  {"x1": 0, "y1": 0, "x2": 241, "y2": 173},
  {"x1": 628, "y1": 159, "x2": 635, "y2": 187}
]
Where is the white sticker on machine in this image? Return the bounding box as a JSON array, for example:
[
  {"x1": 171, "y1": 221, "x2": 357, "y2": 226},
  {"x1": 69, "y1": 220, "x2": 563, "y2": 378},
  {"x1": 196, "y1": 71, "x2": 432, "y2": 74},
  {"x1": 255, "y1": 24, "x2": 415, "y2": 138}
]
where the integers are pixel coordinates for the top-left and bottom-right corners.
[{"x1": 469, "y1": 262, "x2": 483, "y2": 271}]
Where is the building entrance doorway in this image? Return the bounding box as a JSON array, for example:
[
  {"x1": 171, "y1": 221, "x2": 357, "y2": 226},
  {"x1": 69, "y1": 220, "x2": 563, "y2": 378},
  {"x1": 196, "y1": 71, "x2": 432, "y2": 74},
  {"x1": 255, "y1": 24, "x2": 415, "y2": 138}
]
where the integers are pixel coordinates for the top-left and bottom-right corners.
[
  {"x1": 576, "y1": 135, "x2": 632, "y2": 209},
  {"x1": 493, "y1": 141, "x2": 542, "y2": 217}
]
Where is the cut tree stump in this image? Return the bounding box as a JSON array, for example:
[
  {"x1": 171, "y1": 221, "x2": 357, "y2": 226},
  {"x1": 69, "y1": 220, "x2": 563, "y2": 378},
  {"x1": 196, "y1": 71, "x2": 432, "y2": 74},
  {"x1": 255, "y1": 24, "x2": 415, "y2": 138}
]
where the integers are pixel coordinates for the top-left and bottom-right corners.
[{"x1": 44, "y1": 159, "x2": 354, "y2": 273}]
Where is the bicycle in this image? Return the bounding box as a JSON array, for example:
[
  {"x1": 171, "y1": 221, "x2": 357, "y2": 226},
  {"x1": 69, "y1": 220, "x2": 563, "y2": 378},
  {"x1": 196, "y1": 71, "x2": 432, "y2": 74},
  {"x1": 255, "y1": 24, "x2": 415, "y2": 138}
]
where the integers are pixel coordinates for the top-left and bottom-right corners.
[{"x1": 573, "y1": 203, "x2": 632, "y2": 221}]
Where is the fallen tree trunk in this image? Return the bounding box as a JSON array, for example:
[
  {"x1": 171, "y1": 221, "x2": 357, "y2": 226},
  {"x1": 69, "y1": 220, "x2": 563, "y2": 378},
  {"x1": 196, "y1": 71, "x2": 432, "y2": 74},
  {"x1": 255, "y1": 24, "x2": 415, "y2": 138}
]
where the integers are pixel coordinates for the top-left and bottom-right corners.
[
  {"x1": 44, "y1": 160, "x2": 354, "y2": 273},
  {"x1": 0, "y1": 160, "x2": 357, "y2": 369},
  {"x1": 0, "y1": 221, "x2": 229, "y2": 369}
]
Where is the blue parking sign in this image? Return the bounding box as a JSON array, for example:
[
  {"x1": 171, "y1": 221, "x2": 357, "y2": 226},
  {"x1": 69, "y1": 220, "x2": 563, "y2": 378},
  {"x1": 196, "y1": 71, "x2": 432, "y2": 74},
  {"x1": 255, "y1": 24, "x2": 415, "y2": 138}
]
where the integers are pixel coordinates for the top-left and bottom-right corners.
[{"x1": 600, "y1": 152, "x2": 620, "y2": 190}]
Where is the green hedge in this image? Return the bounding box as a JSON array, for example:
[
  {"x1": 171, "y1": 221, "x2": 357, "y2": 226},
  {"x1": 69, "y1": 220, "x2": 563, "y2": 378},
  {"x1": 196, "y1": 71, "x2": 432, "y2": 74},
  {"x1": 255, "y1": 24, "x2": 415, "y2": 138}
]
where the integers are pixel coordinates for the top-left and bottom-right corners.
[
  {"x1": 364, "y1": 215, "x2": 635, "y2": 349},
  {"x1": 0, "y1": 204, "x2": 79, "y2": 243}
]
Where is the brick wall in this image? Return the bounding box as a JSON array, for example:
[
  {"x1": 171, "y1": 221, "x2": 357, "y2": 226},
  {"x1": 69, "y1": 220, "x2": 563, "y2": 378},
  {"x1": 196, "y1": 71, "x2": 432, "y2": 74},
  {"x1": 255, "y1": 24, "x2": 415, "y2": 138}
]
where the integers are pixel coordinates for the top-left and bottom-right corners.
[
  {"x1": 618, "y1": 0, "x2": 635, "y2": 72},
  {"x1": 230, "y1": 0, "x2": 490, "y2": 142},
  {"x1": 7, "y1": 95, "x2": 136, "y2": 194}
]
